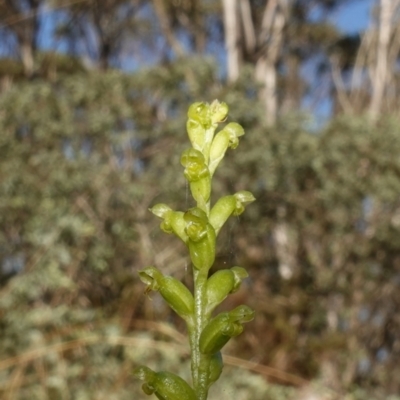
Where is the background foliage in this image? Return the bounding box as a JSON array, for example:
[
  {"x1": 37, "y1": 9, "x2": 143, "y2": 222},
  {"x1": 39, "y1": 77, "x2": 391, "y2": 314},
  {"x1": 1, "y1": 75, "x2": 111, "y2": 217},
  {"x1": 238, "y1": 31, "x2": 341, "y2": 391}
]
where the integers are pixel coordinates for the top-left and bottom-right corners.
[{"x1": 1, "y1": 1, "x2": 400, "y2": 399}]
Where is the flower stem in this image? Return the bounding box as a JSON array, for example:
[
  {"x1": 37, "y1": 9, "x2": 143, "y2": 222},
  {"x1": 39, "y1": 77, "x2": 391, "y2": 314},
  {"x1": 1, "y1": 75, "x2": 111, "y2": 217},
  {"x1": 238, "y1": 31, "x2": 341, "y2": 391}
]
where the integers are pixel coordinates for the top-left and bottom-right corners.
[{"x1": 190, "y1": 267, "x2": 211, "y2": 400}]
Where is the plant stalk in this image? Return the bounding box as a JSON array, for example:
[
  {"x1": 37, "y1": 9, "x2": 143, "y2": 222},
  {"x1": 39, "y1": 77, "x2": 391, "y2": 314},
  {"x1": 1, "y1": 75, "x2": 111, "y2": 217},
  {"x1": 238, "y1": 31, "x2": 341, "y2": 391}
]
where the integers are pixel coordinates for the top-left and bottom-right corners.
[{"x1": 190, "y1": 267, "x2": 211, "y2": 400}]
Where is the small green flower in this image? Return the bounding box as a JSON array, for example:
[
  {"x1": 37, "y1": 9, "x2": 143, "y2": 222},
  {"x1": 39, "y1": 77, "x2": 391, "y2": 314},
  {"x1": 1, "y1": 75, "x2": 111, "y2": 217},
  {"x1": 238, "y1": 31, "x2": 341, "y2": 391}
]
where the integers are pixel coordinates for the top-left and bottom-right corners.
[
  {"x1": 209, "y1": 122, "x2": 245, "y2": 175},
  {"x1": 133, "y1": 366, "x2": 197, "y2": 400},
  {"x1": 210, "y1": 99, "x2": 229, "y2": 125},
  {"x1": 149, "y1": 204, "x2": 188, "y2": 243},
  {"x1": 187, "y1": 102, "x2": 211, "y2": 127},
  {"x1": 199, "y1": 305, "x2": 255, "y2": 355},
  {"x1": 184, "y1": 208, "x2": 216, "y2": 271},
  {"x1": 138, "y1": 266, "x2": 194, "y2": 323},
  {"x1": 205, "y1": 267, "x2": 248, "y2": 315},
  {"x1": 186, "y1": 102, "x2": 211, "y2": 153},
  {"x1": 209, "y1": 191, "x2": 256, "y2": 235},
  {"x1": 184, "y1": 207, "x2": 208, "y2": 241},
  {"x1": 232, "y1": 191, "x2": 256, "y2": 215},
  {"x1": 180, "y1": 148, "x2": 211, "y2": 210},
  {"x1": 181, "y1": 148, "x2": 209, "y2": 182}
]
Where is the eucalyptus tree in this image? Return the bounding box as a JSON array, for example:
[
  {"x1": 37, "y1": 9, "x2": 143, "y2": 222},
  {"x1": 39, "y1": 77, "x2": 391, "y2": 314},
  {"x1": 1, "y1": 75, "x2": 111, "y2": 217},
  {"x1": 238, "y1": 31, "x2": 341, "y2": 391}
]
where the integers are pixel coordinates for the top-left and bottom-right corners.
[
  {"x1": 329, "y1": 0, "x2": 400, "y2": 117},
  {"x1": 0, "y1": 0, "x2": 45, "y2": 76},
  {"x1": 221, "y1": 0, "x2": 357, "y2": 124},
  {"x1": 47, "y1": 0, "x2": 150, "y2": 70}
]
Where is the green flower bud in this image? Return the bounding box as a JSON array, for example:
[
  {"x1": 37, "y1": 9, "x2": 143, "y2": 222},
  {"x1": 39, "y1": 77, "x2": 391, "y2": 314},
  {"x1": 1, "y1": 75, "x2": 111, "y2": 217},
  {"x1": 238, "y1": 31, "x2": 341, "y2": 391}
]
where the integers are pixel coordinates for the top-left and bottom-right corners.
[
  {"x1": 133, "y1": 366, "x2": 197, "y2": 400},
  {"x1": 208, "y1": 351, "x2": 223, "y2": 387},
  {"x1": 149, "y1": 204, "x2": 188, "y2": 243},
  {"x1": 180, "y1": 148, "x2": 211, "y2": 209},
  {"x1": 138, "y1": 266, "x2": 194, "y2": 322},
  {"x1": 232, "y1": 190, "x2": 256, "y2": 216},
  {"x1": 187, "y1": 102, "x2": 211, "y2": 127},
  {"x1": 186, "y1": 102, "x2": 212, "y2": 153},
  {"x1": 210, "y1": 100, "x2": 229, "y2": 124},
  {"x1": 138, "y1": 266, "x2": 164, "y2": 290},
  {"x1": 188, "y1": 227, "x2": 216, "y2": 270},
  {"x1": 150, "y1": 203, "x2": 172, "y2": 219},
  {"x1": 209, "y1": 191, "x2": 256, "y2": 235},
  {"x1": 205, "y1": 267, "x2": 248, "y2": 315},
  {"x1": 184, "y1": 208, "x2": 216, "y2": 271},
  {"x1": 180, "y1": 148, "x2": 208, "y2": 182},
  {"x1": 190, "y1": 178, "x2": 211, "y2": 212},
  {"x1": 228, "y1": 304, "x2": 255, "y2": 322},
  {"x1": 159, "y1": 277, "x2": 194, "y2": 321},
  {"x1": 209, "y1": 195, "x2": 235, "y2": 235},
  {"x1": 209, "y1": 122, "x2": 245, "y2": 175},
  {"x1": 199, "y1": 305, "x2": 255, "y2": 354},
  {"x1": 184, "y1": 207, "x2": 208, "y2": 241}
]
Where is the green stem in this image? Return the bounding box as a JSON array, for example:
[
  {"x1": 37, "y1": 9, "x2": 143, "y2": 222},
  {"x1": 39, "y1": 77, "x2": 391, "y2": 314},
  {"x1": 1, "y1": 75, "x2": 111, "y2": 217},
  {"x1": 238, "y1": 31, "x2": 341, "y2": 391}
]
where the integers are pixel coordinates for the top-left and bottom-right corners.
[{"x1": 190, "y1": 267, "x2": 211, "y2": 400}]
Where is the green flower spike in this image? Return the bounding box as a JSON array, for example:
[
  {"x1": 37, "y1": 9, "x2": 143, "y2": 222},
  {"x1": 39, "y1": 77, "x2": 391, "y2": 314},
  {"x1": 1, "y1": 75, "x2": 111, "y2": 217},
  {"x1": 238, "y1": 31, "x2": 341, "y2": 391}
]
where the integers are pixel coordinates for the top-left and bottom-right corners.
[
  {"x1": 184, "y1": 208, "x2": 216, "y2": 271},
  {"x1": 180, "y1": 148, "x2": 211, "y2": 211},
  {"x1": 133, "y1": 366, "x2": 197, "y2": 400},
  {"x1": 205, "y1": 267, "x2": 248, "y2": 316},
  {"x1": 135, "y1": 101, "x2": 254, "y2": 400},
  {"x1": 199, "y1": 305, "x2": 255, "y2": 355},
  {"x1": 138, "y1": 266, "x2": 194, "y2": 323}
]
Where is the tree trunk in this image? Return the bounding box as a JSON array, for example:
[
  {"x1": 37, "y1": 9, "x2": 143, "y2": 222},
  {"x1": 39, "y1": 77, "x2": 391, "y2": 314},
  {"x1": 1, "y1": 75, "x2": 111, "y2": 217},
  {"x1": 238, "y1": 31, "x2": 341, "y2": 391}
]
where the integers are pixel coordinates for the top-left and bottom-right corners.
[
  {"x1": 20, "y1": 40, "x2": 35, "y2": 77},
  {"x1": 256, "y1": 57, "x2": 279, "y2": 125},
  {"x1": 4, "y1": 0, "x2": 42, "y2": 77},
  {"x1": 222, "y1": 0, "x2": 240, "y2": 82},
  {"x1": 255, "y1": 0, "x2": 285, "y2": 126},
  {"x1": 369, "y1": 0, "x2": 396, "y2": 118},
  {"x1": 281, "y1": 54, "x2": 302, "y2": 114}
]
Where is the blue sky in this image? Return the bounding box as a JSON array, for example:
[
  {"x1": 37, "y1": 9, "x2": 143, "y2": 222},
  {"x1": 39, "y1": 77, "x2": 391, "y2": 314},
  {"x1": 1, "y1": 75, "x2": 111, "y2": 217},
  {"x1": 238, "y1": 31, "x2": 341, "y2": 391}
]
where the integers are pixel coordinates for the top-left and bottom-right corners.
[{"x1": 331, "y1": 0, "x2": 373, "y2": 34}]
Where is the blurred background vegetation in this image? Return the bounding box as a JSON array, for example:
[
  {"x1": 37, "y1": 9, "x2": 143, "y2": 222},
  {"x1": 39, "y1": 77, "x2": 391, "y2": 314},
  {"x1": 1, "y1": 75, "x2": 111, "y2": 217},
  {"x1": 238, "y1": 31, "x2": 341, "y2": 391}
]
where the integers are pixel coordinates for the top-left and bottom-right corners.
[{"x1": 1, "y1": 0, "x2": 400, "y2": 399}]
